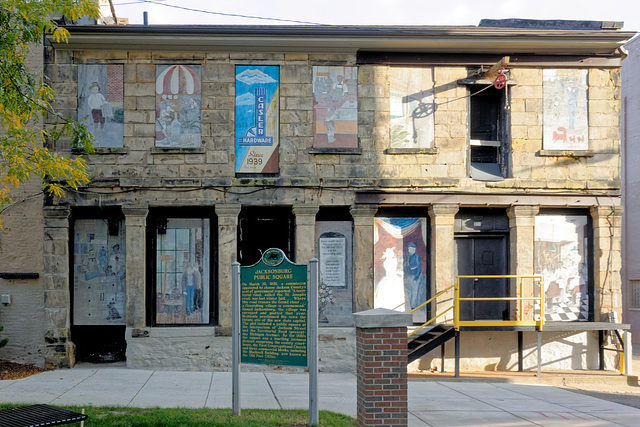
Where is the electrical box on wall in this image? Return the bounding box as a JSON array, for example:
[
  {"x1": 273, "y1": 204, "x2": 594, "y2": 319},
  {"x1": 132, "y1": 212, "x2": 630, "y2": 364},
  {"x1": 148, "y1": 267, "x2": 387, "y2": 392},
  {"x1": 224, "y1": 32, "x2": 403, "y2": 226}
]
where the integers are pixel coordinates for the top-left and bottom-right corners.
[{"x1": 1, "y1": 294, "x2": 11, "y2": 305}]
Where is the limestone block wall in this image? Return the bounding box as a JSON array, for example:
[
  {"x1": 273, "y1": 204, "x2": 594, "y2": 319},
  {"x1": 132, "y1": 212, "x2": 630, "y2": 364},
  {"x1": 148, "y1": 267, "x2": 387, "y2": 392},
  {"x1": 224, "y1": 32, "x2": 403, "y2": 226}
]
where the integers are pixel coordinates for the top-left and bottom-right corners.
[
  {"x1": 0, "y1": 47, "x2": 47, "y2": 367},
  {"x1": 42, "y1": 49, "x2": 622, "y2": 193},
  {"x1": 0, "y1": 186, "x2": 46, "y2": 366},
  {"x1": 33, "y1": 45, "x2": 625, "y2": 371},
  {"x1": 125, "y1": 326, "x2": 355, "y2": 372}
]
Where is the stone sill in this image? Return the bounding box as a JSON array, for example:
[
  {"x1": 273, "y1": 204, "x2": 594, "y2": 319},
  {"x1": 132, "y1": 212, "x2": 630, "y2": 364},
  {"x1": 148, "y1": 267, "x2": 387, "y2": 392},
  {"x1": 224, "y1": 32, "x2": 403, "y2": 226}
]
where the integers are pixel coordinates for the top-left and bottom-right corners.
[
  {"x1": 539, "y1": 150, "x2": 594, "y2": 157},
  {"x1": 72, "y1": 147, "x2": 128, "y2": 155},
  {"x1": 127, "y1": 326, "x2": 216, "y2": 339},
  {"x1": 385, "y1": 147, "x2": 439, "y2": 155},
  {"x1": 151, "y1": 147, "x2": 206, "y2": 155},
  {"x1": 309, "y1": 148, "x2": 362, "y2": 155}
]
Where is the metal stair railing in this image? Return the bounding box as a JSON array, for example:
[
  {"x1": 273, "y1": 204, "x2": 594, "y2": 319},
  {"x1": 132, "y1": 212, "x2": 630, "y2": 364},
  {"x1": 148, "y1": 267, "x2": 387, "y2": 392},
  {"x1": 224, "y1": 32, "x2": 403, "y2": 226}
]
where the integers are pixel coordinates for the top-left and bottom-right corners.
[
  {"x1": 454, "y1": 275, "x2": 545, "y2": 330},
  {"x1": 407, "y1": 275, "x2": 546, "y2": 376}
]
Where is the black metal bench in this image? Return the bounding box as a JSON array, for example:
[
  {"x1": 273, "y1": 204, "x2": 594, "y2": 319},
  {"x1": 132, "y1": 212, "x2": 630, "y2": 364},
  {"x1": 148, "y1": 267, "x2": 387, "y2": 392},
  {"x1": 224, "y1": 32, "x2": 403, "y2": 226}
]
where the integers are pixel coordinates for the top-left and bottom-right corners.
[{"x1": 0, "y1": 404, "x2": 87, "y2": 427}]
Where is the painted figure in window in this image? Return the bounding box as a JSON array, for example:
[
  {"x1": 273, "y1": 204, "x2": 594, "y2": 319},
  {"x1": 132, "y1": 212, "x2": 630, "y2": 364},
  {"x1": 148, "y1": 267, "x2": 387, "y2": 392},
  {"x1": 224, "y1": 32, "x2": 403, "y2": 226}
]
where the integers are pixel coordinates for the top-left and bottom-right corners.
[
  {"x1": 108, "y1": 244, "x2": 124, "y2": 280},
  {"x1": 404, "y1": 242, "x2": 426, "y2": 309},
  {"x1": 375, "y1": 247, "x2": 405, "y2": 311},
  {"x1": 182, "y1": 262, "x2": 201, "y2": 315},
  {"x1": 87, "y1": 82, "x2": 112, "y2": 133}
]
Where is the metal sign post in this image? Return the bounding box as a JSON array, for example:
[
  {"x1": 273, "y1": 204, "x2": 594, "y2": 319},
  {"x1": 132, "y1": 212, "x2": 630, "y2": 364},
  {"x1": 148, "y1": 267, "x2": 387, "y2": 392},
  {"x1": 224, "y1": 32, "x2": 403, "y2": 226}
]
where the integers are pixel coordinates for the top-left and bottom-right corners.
[
  {"x1": 232, "y1": 250, "x2": 317, "y2": 424},
  {"x1": 308, "y1": 258, "x2": 319, "y2": 427},
  {"x1": 232, "y1": 261, "x2": 241, "y2": 416}
]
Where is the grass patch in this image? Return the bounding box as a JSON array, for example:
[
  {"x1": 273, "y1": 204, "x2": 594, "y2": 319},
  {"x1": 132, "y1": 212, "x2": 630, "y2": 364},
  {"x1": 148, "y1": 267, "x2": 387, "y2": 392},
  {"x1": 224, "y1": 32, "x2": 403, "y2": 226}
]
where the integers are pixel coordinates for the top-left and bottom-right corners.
[{"x1": 0, "y1": 405, "x2": 356, "y2": 426}]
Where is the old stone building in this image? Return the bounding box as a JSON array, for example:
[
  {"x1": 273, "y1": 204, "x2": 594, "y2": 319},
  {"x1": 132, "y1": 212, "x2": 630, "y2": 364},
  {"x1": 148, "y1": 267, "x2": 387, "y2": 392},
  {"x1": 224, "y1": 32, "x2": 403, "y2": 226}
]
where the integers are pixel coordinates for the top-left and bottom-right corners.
[{"x1": 0, "y1": 20, "x2": 635, "y2": 372}]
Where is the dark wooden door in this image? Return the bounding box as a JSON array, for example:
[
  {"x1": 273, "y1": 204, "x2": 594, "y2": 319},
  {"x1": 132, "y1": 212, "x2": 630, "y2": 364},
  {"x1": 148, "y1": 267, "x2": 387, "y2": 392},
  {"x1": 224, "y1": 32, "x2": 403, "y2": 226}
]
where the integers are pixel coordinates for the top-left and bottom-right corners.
[{"x1": 456, "y1": 236, "x2": 508, "y2": 321}]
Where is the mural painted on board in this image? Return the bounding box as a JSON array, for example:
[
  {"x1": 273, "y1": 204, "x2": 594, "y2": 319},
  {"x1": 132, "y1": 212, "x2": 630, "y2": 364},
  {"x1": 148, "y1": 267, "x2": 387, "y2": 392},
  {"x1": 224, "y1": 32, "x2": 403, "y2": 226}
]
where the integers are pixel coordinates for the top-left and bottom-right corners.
[
  {"x1": 155, "y1": 65, "x2": 202, "y2": 147},
  {"x1": 389, "y1": 67, "x2": 435, "y2": 149},
  {"x1": 543, "y1": 69, "x2": 589, "y2": 151},
  {"x1": 155, "y1": 218, "x2": 211, "y2": 325},
  {"x1": 315, "y1": 221, "x2": 354, "y2": 326},
  {"x1": 374, "y1": 218, "x2": 428, "y2": 323},
  {"x1": 535, "y1": 215, "x2": 589, "y2": 321},
  {"x1": 73, "y1": 219, "x2": 126, "y2": 325},
  {"x1": 78, "y1": 64, "x2": 124, "y2": 148},
  {"x1": 235, "y1": 65, "x2": 280, "y2": 173},
  {"x1": 313, "y1": 66, "x2": 358, "y2": 149}
]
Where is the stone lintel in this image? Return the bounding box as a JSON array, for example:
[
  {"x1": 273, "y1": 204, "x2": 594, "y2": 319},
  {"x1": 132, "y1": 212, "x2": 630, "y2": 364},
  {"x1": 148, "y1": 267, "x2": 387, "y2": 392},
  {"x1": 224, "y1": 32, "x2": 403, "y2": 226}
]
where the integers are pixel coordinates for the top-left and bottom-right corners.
[{"x1": 353, "y1": 308, "x2": 412, "y2": 329}]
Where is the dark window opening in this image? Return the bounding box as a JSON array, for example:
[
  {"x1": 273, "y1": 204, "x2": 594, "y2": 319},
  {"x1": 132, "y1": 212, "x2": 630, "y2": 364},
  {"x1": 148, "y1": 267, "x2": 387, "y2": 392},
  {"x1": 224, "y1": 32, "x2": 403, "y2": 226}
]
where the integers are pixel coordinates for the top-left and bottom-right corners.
[
  {"x1": 469, "y1": 83, "x2": 509, "y2": 181},
  {"x1": 238, "y1": 206, "x2": 295, "y2": 266}
]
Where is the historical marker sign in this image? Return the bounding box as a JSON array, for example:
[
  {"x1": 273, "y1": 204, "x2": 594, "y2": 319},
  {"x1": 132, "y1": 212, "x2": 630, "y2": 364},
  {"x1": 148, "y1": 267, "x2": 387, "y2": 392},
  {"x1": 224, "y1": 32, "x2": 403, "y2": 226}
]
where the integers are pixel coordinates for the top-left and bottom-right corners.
[{"x1": 240, "y1": 248, "x2": 308, "y2": 367}]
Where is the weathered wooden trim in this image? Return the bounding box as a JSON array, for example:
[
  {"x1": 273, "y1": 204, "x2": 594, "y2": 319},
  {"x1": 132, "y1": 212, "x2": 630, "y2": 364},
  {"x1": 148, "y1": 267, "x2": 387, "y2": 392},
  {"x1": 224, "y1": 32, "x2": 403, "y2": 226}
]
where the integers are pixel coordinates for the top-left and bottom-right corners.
[
  {"x1": 357, "y1": 52, "x2": 623, "y2": 68},
  {"x1": 355, "y1": 191, "x2": 622, "y2": 207}
]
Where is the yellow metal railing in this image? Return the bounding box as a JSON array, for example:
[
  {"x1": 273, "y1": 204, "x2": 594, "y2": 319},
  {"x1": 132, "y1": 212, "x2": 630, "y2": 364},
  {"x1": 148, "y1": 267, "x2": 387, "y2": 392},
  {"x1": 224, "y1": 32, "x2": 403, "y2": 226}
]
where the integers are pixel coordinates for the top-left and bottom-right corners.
[
  {"x1": 455, "y1": 275, "x2": 545, "y2": 330},
  {"x1": 408, "y1": 275, "x2": 544, "y2": 337},
  {"x1": 409, "y1": 285, "x2": 455, "y2": 337}
]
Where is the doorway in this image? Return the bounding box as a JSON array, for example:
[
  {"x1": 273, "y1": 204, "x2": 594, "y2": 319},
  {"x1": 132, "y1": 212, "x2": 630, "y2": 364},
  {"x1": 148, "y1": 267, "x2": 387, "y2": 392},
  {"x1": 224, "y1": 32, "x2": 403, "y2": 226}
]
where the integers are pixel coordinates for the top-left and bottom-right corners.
[
  {"x1": 238, "y1": 207, "x2": 295, "y2": 265},
  {"x1": 71, "y1": 215, "x2": 127, "y2": 363},
  {"x1": 455, "y1": 235, "x2": 509, "y2": 321}
]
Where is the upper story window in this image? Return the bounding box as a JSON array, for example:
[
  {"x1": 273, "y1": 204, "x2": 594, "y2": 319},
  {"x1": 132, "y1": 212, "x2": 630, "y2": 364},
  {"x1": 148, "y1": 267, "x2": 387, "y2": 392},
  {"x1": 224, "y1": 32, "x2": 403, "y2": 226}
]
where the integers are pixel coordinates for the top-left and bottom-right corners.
[
  {"x1": 542, "y1": 69, "x2": 589, "y2": 152},
  {"x1": 469, "y1": 84, "x2": 509, "y2": 181}
]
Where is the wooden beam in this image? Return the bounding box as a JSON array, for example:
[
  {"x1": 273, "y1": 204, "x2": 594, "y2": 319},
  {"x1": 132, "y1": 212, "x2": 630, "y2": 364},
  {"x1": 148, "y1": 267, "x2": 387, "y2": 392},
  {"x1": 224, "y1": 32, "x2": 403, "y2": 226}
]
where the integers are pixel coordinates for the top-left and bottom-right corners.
[
  {"x1": 483, "y1": 56, "x2": 510, "y2": 79},
  {"x1": 356, "y1": 52, "x2": 623, "y2": 68}
]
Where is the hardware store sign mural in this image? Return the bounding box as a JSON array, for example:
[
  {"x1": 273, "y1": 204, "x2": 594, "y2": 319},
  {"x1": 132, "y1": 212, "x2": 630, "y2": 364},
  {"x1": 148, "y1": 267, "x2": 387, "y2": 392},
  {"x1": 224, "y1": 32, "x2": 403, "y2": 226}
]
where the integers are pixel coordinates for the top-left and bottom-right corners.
[{"x1": 235, "y1": 66, "x2": 280, "y2": 173}]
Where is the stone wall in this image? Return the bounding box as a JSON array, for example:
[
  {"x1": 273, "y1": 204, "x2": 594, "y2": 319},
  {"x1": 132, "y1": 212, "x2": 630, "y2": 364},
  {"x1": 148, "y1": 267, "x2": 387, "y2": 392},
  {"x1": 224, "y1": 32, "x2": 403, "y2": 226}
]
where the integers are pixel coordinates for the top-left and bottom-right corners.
[
  {"x1": 29, "y1": 45, "x2": 626, "y2": 371},
  {"x1": 41, "y1": 51, "x2": 622, "y2": 193},
  {"x1": 0, "y1": 47, "x2": 47, "y2": 367}
]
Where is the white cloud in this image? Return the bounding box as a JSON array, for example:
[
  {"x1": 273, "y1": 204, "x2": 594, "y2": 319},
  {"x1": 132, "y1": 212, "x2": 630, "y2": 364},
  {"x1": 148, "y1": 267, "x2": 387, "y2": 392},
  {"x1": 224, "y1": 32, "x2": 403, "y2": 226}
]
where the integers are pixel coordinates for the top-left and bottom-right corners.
[
  {"x1": 236, "y1": 69, "x2": 278, "y2": 85},
  {"x1": 236, "y1": 92, "x2": 255, "y2": 106}
]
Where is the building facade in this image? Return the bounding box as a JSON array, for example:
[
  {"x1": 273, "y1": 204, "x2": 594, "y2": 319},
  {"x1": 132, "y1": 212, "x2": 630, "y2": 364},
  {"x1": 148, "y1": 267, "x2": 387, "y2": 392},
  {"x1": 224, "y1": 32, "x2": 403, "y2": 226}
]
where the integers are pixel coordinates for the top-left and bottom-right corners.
[
  {"x1": 0, "y1": 21, "x2": 635, "y2": 372},
  {"x1": 622, "y1": 34, "x2": 640, "y2": 345}
]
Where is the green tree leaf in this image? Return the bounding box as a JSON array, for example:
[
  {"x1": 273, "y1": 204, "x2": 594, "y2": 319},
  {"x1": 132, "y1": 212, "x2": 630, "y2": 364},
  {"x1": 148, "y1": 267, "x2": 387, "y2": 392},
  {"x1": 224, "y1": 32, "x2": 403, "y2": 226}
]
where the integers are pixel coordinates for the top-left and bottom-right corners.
[{"x1": 0, "y1": 0, "x2": 100, "y2": 217}]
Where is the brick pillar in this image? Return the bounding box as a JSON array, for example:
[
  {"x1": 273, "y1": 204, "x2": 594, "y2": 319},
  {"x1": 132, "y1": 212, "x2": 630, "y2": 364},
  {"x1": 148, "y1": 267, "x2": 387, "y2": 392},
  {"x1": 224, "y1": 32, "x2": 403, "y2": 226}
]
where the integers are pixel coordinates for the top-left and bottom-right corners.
[
  {"x1": 351, "y1": 205, "x2": 378, "y2": 312},
  {"x1": 216, "y1": 204, "x2": 241, "y2": 329},
  {"x1": 293, "y1": 204, "x2": 319, "y2": 264},
  {"x1": 43, "y1": 206, "x2": 73, "y2": 368},
  {"x1": 122, "y1": 205, "x2": 148, "y2": 328},
  {"x1": 428, "y1": 204, "x2": 458, "y2": 320},
  {"x1": 507, "y1": 206, "x2": 539, "y2": 321},
  {"x1": 591, "y1": 206, "x2": 624, "y2": 322},
  {"x1": 353, "y1": 308, "x2": 412, "y2": 427}
]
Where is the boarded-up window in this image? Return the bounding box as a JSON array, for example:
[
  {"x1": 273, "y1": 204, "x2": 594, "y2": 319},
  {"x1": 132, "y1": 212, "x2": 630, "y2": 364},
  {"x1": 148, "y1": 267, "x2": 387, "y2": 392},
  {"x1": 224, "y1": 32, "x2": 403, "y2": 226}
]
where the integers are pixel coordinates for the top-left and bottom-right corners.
[
  {"x1": 154, "y1": 218, "x2": 211, "y2": 325},
  {"x1": 543, "y1": 69, "x2": 588, "y2": 151},
  {"x1": 534, "y1": 214, "x2": 590, "y2": 321}
]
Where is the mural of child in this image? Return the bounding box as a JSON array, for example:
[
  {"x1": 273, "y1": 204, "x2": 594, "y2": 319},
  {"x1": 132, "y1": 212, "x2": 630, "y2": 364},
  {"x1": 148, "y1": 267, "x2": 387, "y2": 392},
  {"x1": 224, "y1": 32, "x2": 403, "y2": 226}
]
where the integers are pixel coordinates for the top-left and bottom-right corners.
[{"x1": 87, "y1": 82, "x2": 111, "y2": 132}]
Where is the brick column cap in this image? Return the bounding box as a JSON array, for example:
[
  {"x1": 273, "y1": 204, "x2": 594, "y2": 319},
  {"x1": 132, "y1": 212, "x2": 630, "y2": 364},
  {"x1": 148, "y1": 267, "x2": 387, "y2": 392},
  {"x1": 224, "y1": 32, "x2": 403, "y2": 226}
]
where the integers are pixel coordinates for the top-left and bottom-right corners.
[{"x1": 353, "y1": 308, "x2": 412, "y2": 328}]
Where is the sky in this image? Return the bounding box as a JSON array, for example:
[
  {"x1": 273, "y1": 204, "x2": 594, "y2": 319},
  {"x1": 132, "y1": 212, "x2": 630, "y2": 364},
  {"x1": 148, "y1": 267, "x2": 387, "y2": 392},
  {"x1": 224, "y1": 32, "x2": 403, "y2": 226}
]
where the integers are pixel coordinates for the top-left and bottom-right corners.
[{"x1": 108, "y1": 0, "x2": 640, "y2": 33}]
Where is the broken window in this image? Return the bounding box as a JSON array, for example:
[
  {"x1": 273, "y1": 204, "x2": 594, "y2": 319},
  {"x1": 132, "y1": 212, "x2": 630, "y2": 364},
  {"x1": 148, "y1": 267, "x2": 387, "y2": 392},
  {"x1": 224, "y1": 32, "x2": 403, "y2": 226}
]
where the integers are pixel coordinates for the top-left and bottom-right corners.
[{"x1": 468, "y1": 82, "x2": 510, "y2": 181}]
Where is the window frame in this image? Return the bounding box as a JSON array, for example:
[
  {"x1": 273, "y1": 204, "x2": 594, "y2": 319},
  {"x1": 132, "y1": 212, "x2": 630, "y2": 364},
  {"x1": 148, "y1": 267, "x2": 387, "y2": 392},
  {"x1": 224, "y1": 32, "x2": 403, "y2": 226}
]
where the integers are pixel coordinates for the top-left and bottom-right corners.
[
  {"x1": 464, "y1": 78, "x2": 511, "y2": 181},
  {"x1": 146, "y1": 207, "x2": 218, "y2": 327},
  {"x1": 534, "y1": 209, "x2": 594, "y2": 322}
]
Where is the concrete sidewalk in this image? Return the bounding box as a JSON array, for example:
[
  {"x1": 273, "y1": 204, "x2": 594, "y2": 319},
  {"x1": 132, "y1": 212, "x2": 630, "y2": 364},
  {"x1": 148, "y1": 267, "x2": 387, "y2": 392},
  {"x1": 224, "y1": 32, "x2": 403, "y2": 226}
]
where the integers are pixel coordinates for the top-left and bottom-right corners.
[{"x1": 2, "y1": 366, "x2": 640, "y2": 426}]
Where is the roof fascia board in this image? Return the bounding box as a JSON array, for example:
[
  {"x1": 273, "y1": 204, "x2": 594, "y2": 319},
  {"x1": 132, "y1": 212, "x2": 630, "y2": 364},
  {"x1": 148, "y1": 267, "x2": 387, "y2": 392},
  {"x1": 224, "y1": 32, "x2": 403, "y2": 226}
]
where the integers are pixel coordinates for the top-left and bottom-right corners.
[
  {"x1": 51, "y1": 25, "x2": 637, "y2": 56},
  {"x1": 357, "y1": 52, "x2": 623, "y2": 68}
]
